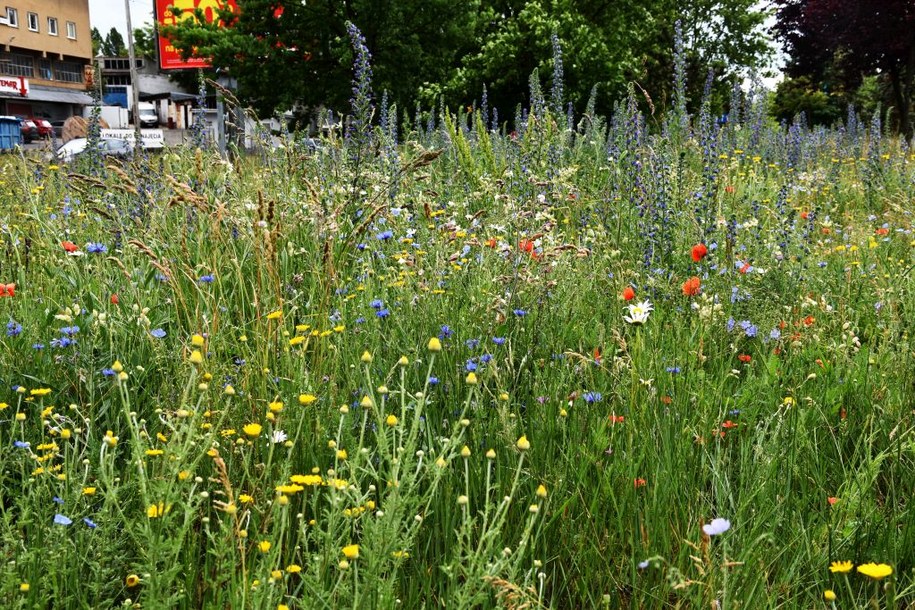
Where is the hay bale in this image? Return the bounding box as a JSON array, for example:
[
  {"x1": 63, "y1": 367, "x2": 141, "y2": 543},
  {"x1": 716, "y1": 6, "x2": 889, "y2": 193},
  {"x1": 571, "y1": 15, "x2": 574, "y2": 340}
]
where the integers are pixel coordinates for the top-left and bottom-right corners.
[{"x1": 62, "y1": 116, "x2": 110, "y2": 143}]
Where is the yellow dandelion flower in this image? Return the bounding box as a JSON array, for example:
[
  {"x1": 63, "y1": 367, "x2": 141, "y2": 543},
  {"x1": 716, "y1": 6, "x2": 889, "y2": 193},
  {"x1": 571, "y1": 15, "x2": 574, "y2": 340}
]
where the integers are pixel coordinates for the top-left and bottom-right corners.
[
  {"x1": 516, "y1": 435, "x2": 531, "y2": 451},
  {"x1": 266, "y1": 310, "x2": 283, "y2": 320},
  {"x1": 385, "y1": 414, "x2": 398, "y2": 426},
  {"x1": 126, "y1": 574, "x2": 140, "y2": 587},
  {"x1": 243, "y1": 423, "x2": 262, "y2": 437},
  {"x1": 341, "y1": 544, "x2": 359, "y2": 559},
  {"x1": 258, "y1": 540, "x2": 272, "y2": 553},
  {"x1": 286, "y1": 564, "x2": 302, "y2": 574},
  {"x1": 824, "y1": 590, "x2": 836, "y2": 601},
  {"x1": 191, "y1": 334, "x2": 205, "y2": 347},
  {"x1": 298, "y1": 394, "x2": 317, "y2": 406},
  {"x1": 829, "y1": 561, "x2": 853, "y2": 574},
  {"x1": 427, "y1": 337, "x2": 442, "y2": 352},
  {"x1": 856, "y1": 563, "x2": 892, "y2": 580},
  {"x1": 189, "y1": 350, "x2": 203, "y2": 364}
]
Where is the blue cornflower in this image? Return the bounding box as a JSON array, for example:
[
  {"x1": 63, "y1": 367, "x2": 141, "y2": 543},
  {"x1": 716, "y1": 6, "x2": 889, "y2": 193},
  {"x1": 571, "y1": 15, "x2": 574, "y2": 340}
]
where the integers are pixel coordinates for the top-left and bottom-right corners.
[
  {"x1": 101, "y1": 368, "x2": 115, "y2": 377},
  {"x1": 439, "y1": 325, "x2": 453, "y2": 339},
  {"x1": 198, "y1": 274, "x2": 215, "y2": 284},
  {"x1": 493, "y1": 337, "x2": 506, "y2": 345},
  {"x1": 769, "y1": 328, "x2": 781, "y2": 340},
  {"x1": 53, "y1": 496, "x2": 64, "y2": 505},
  {"x1": 85, "y1": 242, "x2": 107, "y2": 254},
  {"x1": 465, "y1": 360, "x2": 477, "y2": 372},
  {"x1": 376, "y1": 230, "x2": 394, "y2": 240},
  {"x1": 51, "y1": 337, "x2": 74, "y2": 348},
  {"x1": 744, "y1": 324, "x2": 758, "y2": 338},
  {"x1": 666, "y1": 366, "x2": 681, "y2": 374},
  {"x1": 479, "y1": 353, "x2": 493, "y2": 364},
  {"x1": 53, "y1": 514, "x2": 73, "y2": 526},
  {"x1": 150, "y1": 328, "x2": 166, "y2": 338},
  {"x1": 726, "y1": 318, "x2": 736, "y2": 332},
  {"x1": 370, "y1": 299, "x2": 384, "y2": 310},
  {"x1": 583, "y1": 392, "x2": 602, "y2": 404},
  {"x1": 6, "y1": 320, "x2": 22, "y2": 337},
  {"x1": 465, "y1": 338, "x2": 480, "y2": 349},
  {"x1": 83, "y1": 517, "x2": 98, "y2": 529},
  {"x1": 428, "y1": 376, "x2": 440, "y2": 385},
  {"x1": 513, "y1": 309, "x2": 527, "y2": 317},
  {"x1": 376, "y1": 308, "x2": 390, "y2": 319},
  {"x1": 32, "y1": 343, "x2": 45, "y2": 350},
  {"x1": 60, "y1": 326, "x2": 80, "y2": 336},
  {"x1": 354, "y1": 316, "x2": 366, "y2": 324},
  {"x1": 14, "y1": 440, "x2": 30, "y2": 449}
]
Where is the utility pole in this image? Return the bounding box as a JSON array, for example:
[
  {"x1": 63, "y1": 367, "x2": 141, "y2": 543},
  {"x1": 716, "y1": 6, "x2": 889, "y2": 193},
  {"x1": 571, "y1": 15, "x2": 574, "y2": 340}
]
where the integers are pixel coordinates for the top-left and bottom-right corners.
[{"x1": 124, "y1": 0, "x2": 142, "y2": 149}]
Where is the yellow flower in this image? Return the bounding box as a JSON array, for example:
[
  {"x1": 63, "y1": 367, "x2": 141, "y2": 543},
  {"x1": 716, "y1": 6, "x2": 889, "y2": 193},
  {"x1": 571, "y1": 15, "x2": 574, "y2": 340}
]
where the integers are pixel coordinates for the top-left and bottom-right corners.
[
  {"x1": 147, "y1": 503, "x2": 167, "y2": 518},
  {"x1": 341, "y1": 544, "x2": 360, "y2": 559},
  {"x1": 360, "y1": 350, "x2": 373, "y2": 363},
  {"x1": 336, "y1": 449, "x2": 348, "y2": 460},
  {"x1": 126, "y1": 574, "x2": 140, "y2": 587},
  {"x1": 516, "y1": 435, "x2": 531, "y2": 451},
  {"x1": 460, "y1": 445, "x2": 471, "y2": 458},
  {"x1": 391, "y1": 550, "x2": 410, "y2": 559},
  {"x1": 15, "y1": 412, "x2": 26, "y2": 422},
  {"x1": 286, "y1": 564, "x2": 302, "y2": 574},
  {"x1": 856, "y1": 563, "x2": 892, "y2": 580},
  {"x1": 298, "y1": 394, "x2": 317, "y2": 406},
  {"x1": 239, "y1": 494, "x2": 254, "y2": 504},
  {"x1": 145, "y1": 449, "x2": 164, "y2": 457},
  {"x1": 465, "y1": 372, "x2": 478, "y2": 385},
  {"x1": 290, "y1": 474, "x2": 323, "y2": 486},
  {"x1": 83, "y1": 487, "x2": 97, "y2": 495},
  {"x1": 30, "y1": 388, "x2": 52, "y2": 397},
  {"x1": 536, "y1": 484, "x2": 547, "y2": 498},
  {"x1": 111, "y1": 360, "x2": 124, "y2": 373},
  {"x1": 268, "y1": 401, "x2": 284, "y2": 413},
  {"x1": 360, "y1": 395, "x2": 374, "y2": 409},
  {"x1": 189, "y1": 350, "x2": 203, "y2": 364},
  {"x1": 270, "y1": 569, "x2": 283, "y2": 580},
  {"x1": 385, "y1": 414, "x2": 398, "y2": 426},
  {"x1": 224, "y1": 385, "x2": 236, "y2": 396},
  {"x1": 823, "y1": 590, "x2": 836, "y2": 601},
  {"x1": 289, "y1": 336, "x2": 305, "y2": 346},
  {"x1": 398, "y1": 356, "x2": 409, "y2": 366},
  {"x1": 427, "y1": 337, "x2": 442, "y2": 352},
  {"x1": 19, "y1": 583, "x2": 29, "y2": 592},
  {"x1": 243, "y1": 423, "x2": 262, "y2": 437},
  {"x1": 829, "y1": 560, "x2": 853, "y2": 574},
  {"x1": 266, "y1": 309, "x2": 283, "y2": 320},
  {"x1": 258, "y1": 540, "x2": 272, "y2": 553},
  {"x1": 191, "y1": 334, "x2": 205, "y2": 347}
]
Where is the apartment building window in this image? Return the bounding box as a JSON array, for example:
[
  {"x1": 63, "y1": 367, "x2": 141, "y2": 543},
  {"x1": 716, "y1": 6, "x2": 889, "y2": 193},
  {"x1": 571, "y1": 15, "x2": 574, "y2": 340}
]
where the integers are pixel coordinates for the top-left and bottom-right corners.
[
  {"x1": 27, "y1": 11, "x2": 37, "y2": 32},
  {"x1": 38, "y1": 58, "x2": 53, "y2": 80},
  {"x1": 54, "y1": 60, "x2": 83, "y2": 83},
  {"x1": 47, "y1": 17, "x2": 58, "y2": 36},
  {"x1": 5, "y1": 7, "x2": 18, "y2": 27},
  {"x1": 67, "y1": 21, "x2": 77, "y2": 39},
  {"x1": 0, "y1": 53, "x2": 34, "y2": 77}
]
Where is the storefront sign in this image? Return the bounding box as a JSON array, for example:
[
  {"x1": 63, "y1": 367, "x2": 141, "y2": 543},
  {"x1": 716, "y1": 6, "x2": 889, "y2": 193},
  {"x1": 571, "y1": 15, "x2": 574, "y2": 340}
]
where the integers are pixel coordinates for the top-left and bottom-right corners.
[
  {"x1": 0, "y1": 76, "x2": 29, "y2": 97},
  {"x1": 155, "y1": 0, "x2": 239, "y2": 70}
]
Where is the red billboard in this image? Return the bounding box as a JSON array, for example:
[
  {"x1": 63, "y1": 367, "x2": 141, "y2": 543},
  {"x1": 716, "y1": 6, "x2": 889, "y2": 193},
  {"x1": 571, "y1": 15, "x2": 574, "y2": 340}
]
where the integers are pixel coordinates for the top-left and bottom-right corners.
[{"x1": 155, "y1": 0, "x2": 239, "y2": 70}]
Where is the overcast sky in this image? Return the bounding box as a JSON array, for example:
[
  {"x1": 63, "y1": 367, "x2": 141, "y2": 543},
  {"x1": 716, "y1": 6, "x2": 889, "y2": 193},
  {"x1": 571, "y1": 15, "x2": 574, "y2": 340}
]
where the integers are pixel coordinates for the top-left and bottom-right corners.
[{"x1": 89, "y1": 0, "x2": 153, "y2": 38}]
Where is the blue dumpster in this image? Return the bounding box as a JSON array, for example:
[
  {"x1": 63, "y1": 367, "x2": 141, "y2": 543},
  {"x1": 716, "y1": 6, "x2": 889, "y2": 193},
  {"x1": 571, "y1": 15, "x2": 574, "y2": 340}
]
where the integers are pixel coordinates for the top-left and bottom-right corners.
[{"x1": 0, "y1": 116, "x2": 22, "y2": 151}]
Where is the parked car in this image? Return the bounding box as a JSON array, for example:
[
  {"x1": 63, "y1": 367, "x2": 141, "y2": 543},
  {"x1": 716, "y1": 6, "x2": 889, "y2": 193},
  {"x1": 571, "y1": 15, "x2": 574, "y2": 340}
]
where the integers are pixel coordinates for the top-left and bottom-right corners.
[
  {"x1": 138, "y1": 102, "x2": 158, "y2": 128},
  {"x1": 56, "y1": 138, "x2": 132, "y2": 163},
  {"x1": 29, "y1": 117, "x2": 53, "y2": 139},
  {"x1": 17, "y1": 118, "x2": 38, "y2": 143}
]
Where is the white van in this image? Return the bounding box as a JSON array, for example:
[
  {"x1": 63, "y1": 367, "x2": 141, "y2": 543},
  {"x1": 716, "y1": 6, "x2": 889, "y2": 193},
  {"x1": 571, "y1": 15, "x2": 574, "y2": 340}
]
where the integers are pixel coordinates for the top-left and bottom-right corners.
[{"x1": 138, "y1": 102, "x2": 158, "y2": 128}]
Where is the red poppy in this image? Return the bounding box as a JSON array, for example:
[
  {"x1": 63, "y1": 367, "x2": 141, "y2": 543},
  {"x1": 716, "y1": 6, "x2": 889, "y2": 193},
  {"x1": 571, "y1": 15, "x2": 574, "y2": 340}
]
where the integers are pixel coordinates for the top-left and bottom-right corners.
[
  {"x1": 485, "y1": 237, "x2": 497, "y2": 248},
  {"x1": 724, "y1": 185, "x2": 735, "y2": 194},
  {"x1": 737, "y1": 354, "x2": 751, "y2": 363},
  {"x1": 633, "y1": 478, "x2": 647, "y2": 488},
  {"x1": 827, "y1": 496, "x2": 839, "y2": 506},
  {"x1": 722, "y1": 420, "x2": 738, "y2": 429},
  {"x1": 660, "y1": 395, "x2": 673, "y2": 405},
  {"x1": 609, "y1": 414, "x2": 625, "y2": 425},
  {"x1": 875, "y1": 227, "x2": 889, "y2": 236},
  {"x1": 682, "y1": 276, "x2": 701, "y2": 297},
  {"x1": 800, "y1": 211, "x2": 809, "y2": 220},
  {"x1": 0, "y1": 283, "x2": 14, "y2": 297},
  {"x1": 110, "y1": 293, "x2": 120, "y2": 305},
  {"x1": 622, "y1": 286, "x2": 636, "y2": 301},
  {"x1": 593, "y1": 347, "x2": 602, "y2": 364},
  {"x1": 61, "y1": 241, "x2": 78, "y2": 253},
  {"x1": 803, "y1": 315, "x2": 815, "y2": 327},
  {"x1": 691, "y1": 243, "x2": 708, "y2": 262},
  {"x1": 739, "y1": 262, "x2": 751, "y2": 274}
]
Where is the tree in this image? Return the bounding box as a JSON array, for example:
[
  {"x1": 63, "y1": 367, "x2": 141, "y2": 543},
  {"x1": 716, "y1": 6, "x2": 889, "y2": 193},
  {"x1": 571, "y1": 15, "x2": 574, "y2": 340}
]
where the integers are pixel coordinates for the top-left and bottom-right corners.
[
  {"x1": 102, "y1": 27, "x2": 127, "y2": 57},
  {"x1": 162, "y1": 0, "x2": 771, "y2": 122},
  {"x1": 133, "y1": 24, "x2": 158, "y2": 60},
  {"x1": 91, "y1": 27, "x2": 104, "y2": 57},
  {"x1": 773, "y1": 0, "x2": 915, "y2": 136}
]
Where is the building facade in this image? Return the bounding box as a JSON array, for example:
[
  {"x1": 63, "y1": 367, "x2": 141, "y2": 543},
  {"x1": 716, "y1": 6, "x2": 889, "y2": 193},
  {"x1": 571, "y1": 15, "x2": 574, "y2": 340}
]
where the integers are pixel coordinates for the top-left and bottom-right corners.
[{"x1": 0, "y1": 0, "x2": 93, "y2": 119}]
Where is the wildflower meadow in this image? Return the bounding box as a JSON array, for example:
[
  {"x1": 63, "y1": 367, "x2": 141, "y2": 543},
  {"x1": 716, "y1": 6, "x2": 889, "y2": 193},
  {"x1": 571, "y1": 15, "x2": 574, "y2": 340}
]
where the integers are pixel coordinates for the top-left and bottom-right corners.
[{"x1": 1, "y1": 32, "x2": 914, "y2": 610}]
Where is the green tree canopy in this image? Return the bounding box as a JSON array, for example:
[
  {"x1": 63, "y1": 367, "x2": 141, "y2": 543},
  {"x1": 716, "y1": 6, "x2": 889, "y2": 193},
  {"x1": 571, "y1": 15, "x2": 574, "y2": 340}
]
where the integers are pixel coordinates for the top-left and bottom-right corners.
[{"x1": 162, "y1": 0, "x2": 772, "y2": 122}]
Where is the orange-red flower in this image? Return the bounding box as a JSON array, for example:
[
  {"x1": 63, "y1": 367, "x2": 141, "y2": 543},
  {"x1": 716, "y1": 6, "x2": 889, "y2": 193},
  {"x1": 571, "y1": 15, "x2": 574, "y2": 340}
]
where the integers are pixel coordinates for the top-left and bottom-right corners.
[
  {"x1": 691, "y1": 243, "x2": 708, "y2": 262},
  {"x1": 827, "y1": 496, "x2": 839, "y2": 506},
  {"x1": 110, "y1": 293, "x2": 120, "y2": 305},
  {"x1": 682, "y1": 276, "x2": 701, "y2": 297},
  {"x1": 609, "y1": 414, "x2": 625, "y2": 425},
  {"x1": 519, "y1": 239, "x2": 534, "y2": 253},
  {"x1": 0, "y1": 283, "x2": 15, "y2": 297},
  {"x1": 875, "y1": 227, "x2": 889, "y2": 236},
  {"x1": 622, "y1": 286, "x2": 636, "y2": 301},
  {"x1": 61, "y1": 241, "x2": 78, "y2": 253},
  {"x1": 722, "y1": 420, "x2": 738, "y2": 429},
  {"x1": 633, "y1": 478, "x2": 647, "y2": 488},
  {"x1": 737, "y1": 354, "x2": 751, "y2": 363}
]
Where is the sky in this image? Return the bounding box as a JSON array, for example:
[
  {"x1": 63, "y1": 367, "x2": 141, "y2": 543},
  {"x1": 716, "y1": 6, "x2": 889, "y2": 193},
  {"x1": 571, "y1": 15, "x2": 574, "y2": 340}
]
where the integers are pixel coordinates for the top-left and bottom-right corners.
[{"x1": 88, "y1": 0, "x2": 153, "y2": 39}]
